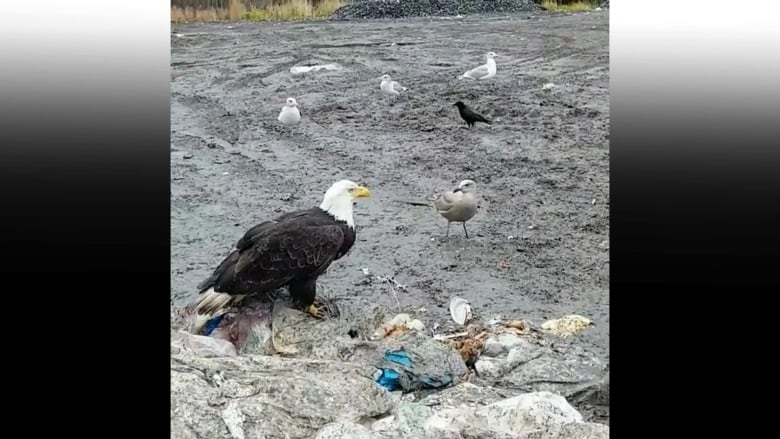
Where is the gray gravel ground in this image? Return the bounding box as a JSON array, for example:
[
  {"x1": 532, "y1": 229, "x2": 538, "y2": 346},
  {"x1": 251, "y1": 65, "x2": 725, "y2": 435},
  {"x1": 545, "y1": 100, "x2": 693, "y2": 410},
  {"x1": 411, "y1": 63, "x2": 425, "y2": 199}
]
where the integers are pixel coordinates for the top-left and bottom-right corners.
[{"x1": 171, "y1": 10, "x2": 610, "y2": 368}]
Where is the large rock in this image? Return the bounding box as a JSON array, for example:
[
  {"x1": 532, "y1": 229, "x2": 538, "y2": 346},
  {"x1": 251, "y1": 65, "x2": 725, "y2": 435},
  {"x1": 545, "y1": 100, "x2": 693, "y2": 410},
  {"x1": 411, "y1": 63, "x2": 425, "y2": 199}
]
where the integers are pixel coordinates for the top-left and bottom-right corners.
[
  {"x1": 471, "y1": 333, "x2": 609, "y2": 421},
  {"x1": 424, "y1": 391, "x2": 608, "y2": 439},
  {"x1": 170, "y1": 351, "x2": 395, "y2": 438},
  {"x1": 316, "y1": 422, "x2": 382, "y2": 439}
]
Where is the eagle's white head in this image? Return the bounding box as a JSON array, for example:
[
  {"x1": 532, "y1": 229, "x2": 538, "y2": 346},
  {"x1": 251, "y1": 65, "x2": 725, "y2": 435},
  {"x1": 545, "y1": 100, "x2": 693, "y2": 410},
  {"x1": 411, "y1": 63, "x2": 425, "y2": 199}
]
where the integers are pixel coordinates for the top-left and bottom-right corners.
[{"x1": 319, "y1": 180, "x2": 371, "y2": 228}]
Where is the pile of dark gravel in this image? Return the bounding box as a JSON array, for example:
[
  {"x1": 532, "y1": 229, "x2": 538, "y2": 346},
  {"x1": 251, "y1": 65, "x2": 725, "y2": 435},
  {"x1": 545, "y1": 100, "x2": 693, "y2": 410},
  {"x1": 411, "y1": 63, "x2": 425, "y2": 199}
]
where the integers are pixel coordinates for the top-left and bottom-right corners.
[{"x1": 330, "y1": 0, "x2": 542, "y2": 21}]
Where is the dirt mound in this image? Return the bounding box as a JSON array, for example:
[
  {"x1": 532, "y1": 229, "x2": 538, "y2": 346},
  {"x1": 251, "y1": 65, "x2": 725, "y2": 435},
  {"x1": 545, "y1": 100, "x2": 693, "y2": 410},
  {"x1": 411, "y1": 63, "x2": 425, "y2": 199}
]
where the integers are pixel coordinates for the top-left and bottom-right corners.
[{"x1": 331, "y1": 0, "x2": 541, "y2": 20}]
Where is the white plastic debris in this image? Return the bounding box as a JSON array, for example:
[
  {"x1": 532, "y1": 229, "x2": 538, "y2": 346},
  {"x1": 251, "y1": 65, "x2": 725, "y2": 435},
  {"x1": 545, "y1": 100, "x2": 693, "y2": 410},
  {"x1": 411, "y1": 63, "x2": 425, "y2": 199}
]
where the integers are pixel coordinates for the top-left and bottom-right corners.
[
  {"x1": 449, "y1": 297, "x2": 473, "y2": 325},
  {"x1": 373, "y1": 313, "x2": 425, "y2": 339},
  {"x1": 541, "y1": 315, "x2": 593, "y2": 338},
  {"x1": 542, "y1": 83, "x2": 556, "y2": 91},
  {"x1": 290, "y1": 64, "x2": 341, "y2": 75}
]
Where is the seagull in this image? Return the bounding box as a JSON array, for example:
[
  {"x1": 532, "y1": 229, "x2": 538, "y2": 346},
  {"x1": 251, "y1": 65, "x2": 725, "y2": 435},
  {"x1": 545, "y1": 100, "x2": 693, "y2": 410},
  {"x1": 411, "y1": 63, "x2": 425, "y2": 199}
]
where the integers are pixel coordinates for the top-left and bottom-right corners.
[
  {"x1": 461, "y1": 52, "x2": 497, "y2": 80},
  {"x1": 379, "y1": 74, "x2": 408, "y2": 103},
  {"x1": 433, "y1": 179, "x2": 479, "y2": 238},
  {"x1": 278, "y1": 97, "x2": 301, "y2": 128},
  {"x1": 454, "y1": 101, "x2": 492, "y2": 129}
]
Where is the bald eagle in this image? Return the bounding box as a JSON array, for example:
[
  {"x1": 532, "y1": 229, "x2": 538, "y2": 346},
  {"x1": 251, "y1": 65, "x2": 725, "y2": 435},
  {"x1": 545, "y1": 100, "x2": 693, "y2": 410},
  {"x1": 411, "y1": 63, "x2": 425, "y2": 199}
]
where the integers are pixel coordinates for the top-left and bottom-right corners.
[{"x1": 186, "y1": 179, "x2": 371, "y2": 334}]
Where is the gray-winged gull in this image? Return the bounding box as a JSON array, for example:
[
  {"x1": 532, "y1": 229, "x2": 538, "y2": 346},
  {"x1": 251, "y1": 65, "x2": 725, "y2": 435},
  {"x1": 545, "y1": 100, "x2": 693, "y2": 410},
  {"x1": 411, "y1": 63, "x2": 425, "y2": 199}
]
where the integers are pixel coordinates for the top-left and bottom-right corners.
[
  {"x1": 461, "y1": 52, "x2": 497, "y2": 80},
  {"x1": 380, "y1": 74, "x2": 408, "y2": 100},
  {"x1": 433, "y1": 179, "x2": 479, "y2": 238},
  {"x1": 278, "y1": 97, "x2": 301, "y2": 126}
]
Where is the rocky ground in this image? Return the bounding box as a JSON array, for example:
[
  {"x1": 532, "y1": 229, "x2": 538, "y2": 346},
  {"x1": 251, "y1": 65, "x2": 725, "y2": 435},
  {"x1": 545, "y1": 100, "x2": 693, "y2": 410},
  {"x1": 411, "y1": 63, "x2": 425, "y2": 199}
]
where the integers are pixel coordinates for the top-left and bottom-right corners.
[
  {"x1": 331, "y1": 0, "x2": 541, "y2": 20},
  {"x1": 171, "y1": 8, "x2": 609, "y2": 437}
]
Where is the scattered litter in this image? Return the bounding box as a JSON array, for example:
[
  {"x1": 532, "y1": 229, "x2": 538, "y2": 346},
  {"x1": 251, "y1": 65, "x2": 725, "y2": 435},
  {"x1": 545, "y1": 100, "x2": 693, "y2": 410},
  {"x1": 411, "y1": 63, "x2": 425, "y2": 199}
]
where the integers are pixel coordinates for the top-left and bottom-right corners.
[
  {"x1": 598, "y1": 240, "x2": 609, "y2": 250},
  {"x1": 361, "y1": 267, "x2": 371, "y2": 276},
  {"x1": 433, "y1": 332, "x2": 469, "y2": 341},
  {"x1": 541, "y1": 315, "x2": 594, "y2": 338},
  {"x1": 374, "y1": 274, "x2": 408, "y2": 311},
  {"x1": 173, "y1": 33, "x2": 184, "y2": 38},
  {"x1": 591, "y1": 198, "x2": 597, "y2": 205},
  {"x1": 204, "y1": 314, "x2": 224, "y2": 336},
  {"x1": 449, "y1": 297, "x2": 473, "y2": 325},
  {"x1": 508, "y1": 235, "x2": 515, "y2": 240},
  {"x1": 436, "y1": 325, "x2": 488, "y2": 369},
  {"x1": 504, "y1": 320, "x2": 529, "y2": 332},
  {"x1": 290, "y1": 64, "x2": 341, "y2": 75},
  {"x1": 221, "y1": 172, "x2": 229, "y2": 175},
  {"x1": 374, "y1": 368, "x2": 401, "y2": 390},
  {"x1": 374, "y1": 348, "x2": 454, "y2": 391},
  {"x1": 542, "y1": 83, "x2": 556, "y2": 91},
  {"x1": 528, "y1": 225, "x2": 536, "y2": 230},
  {"x1": 374, "y1": 313, "x2": 425, "y2": 339}
]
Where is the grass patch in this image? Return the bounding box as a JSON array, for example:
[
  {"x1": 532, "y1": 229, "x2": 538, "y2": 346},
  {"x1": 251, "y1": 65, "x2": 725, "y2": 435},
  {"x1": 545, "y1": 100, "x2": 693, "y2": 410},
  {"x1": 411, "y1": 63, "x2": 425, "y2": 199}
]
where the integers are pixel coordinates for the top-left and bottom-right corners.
[
  {"x1": 242, "y1": 0, "x2": 343, "y2": 21},
  {"x1": 541, "y1": 0, "x2": 599, "y2": 12},
  {"x1": 171, "y1": 0, "x2": 342, "y2": 23}
]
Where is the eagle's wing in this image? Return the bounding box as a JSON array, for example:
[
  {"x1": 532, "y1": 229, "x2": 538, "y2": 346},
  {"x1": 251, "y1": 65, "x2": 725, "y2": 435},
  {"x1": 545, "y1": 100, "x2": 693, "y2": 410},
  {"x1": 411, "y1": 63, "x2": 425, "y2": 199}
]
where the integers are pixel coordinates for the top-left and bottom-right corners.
[
  {"x1": 197, "y1": 210, "x2": 316, "y2": 292},
  {"x1": 235, "y1": 221, "x2": 276, "y2": 251},
  {"x1": 235, "y1": 210, "x2": 314, "y2": 250},
  {"x1": 216, "y1": 224, "x2": 346, "y2": 294}
]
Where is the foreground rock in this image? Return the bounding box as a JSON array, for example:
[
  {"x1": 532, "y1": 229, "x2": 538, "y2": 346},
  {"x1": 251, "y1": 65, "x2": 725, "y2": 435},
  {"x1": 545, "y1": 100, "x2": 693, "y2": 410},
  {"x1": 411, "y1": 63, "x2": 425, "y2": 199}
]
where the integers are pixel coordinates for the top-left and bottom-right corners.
[
  {"x1": 470, "y1": 330, "x2": 610, "y2": 423},
  {"x1": 422, "y1": 390, "x2": 608, "y2": 438},
  {"x1": 171, "y1": 351, "x2": 395, "y2": 438},
  {"x1": 171, "y1": 345, "x2": 608, "y2": 439},
  {"x1": 172, "y1": 321, "x2": 609, "y2": 438}
]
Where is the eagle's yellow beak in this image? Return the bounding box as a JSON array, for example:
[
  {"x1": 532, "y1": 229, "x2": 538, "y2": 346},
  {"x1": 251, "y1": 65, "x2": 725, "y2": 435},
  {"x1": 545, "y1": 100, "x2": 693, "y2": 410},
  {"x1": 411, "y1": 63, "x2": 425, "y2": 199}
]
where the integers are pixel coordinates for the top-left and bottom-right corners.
[{"x1": 352, "y1": 186, "x2": 371, "y2": 199}]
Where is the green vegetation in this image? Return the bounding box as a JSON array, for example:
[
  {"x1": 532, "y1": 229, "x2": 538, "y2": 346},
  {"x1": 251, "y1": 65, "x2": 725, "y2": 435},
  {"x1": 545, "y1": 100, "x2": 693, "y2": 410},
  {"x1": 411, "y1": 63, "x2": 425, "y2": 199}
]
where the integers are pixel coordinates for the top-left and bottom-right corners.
[
  {"x1": 541, "y1": 0, "x2": 600, "y2": 12},
  {"x1": 242, "y1": 0, "x2": 343, "y2": 21},
  {"x1": 171, "y1": 0, "x2": 343, "y2": 23}
]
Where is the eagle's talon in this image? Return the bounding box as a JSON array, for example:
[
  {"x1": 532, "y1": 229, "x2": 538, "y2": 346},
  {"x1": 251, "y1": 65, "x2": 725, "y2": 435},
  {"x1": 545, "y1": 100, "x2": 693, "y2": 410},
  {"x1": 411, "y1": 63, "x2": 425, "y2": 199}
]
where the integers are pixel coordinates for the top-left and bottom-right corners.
[{"x1": 306, "y1": 302, "x2": 328, "y2": 319}]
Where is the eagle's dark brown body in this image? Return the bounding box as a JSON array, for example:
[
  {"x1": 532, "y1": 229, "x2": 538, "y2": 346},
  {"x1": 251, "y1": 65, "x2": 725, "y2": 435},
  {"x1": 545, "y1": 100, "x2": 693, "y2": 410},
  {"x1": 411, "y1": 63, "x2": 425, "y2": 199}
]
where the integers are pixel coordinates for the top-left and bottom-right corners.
[{"x1": 196, "y1": 207, "x2": 356, "y2": 313}]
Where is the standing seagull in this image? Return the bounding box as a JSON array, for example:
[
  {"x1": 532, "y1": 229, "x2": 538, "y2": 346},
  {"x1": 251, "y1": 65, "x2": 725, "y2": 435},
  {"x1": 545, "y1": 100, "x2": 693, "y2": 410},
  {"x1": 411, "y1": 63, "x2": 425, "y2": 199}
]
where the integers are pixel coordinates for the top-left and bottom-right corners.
[
  {"x1": 454, "y1": 101, "x2": 492, "y2": 129},
  {"x1": 434, "y1": 179, "x2": 479, "y2": 238},
  {"x1": 278, "y1": 97, "x2": 301, "y2": 129},
  {"x1": 461, "y1": 52, "x2": 497, "y2": 80},
  {"x1": 379, "y1": 74, "x2": 408, "y2": 103}
]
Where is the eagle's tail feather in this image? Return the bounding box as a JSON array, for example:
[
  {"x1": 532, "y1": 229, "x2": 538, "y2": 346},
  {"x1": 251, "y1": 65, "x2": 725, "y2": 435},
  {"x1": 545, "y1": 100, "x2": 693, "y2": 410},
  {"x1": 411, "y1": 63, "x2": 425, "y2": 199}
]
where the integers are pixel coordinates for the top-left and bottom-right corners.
[{"x1": 186, "y1": 288, "x2": 246, "y2": 334}]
